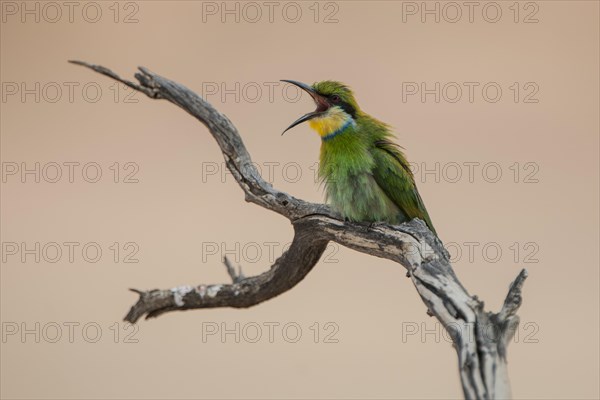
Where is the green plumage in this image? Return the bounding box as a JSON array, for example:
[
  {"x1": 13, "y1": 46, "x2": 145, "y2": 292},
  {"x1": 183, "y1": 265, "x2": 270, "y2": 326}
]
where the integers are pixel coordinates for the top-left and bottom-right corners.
[{"x1": 313, "y1": 81, "x2": 437, "y2": 235}]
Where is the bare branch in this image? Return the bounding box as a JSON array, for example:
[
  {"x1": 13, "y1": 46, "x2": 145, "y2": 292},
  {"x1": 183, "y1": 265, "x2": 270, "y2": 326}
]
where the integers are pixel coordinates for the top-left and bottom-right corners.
[
  {"x1": 499, "y1": 269, "x2": 528, "y2": 321},
  {"x1": 223, "y1": 256, "x2": 244, "y2": 284},
  {"x1": 71, "y1": 60, "x2": 528, "y2": 400}
]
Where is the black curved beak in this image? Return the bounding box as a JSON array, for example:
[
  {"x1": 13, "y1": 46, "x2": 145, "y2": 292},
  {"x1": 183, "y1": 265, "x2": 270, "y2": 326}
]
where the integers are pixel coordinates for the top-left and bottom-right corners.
[{"x1": 281, "y1": 80, "x2": 329, "y2": 135}]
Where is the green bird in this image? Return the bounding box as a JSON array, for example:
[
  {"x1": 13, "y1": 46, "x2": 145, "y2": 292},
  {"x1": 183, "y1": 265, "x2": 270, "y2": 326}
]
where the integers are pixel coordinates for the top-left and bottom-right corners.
[{"x1": 281, "y1": 80, "x2": 437, "y2": 236}]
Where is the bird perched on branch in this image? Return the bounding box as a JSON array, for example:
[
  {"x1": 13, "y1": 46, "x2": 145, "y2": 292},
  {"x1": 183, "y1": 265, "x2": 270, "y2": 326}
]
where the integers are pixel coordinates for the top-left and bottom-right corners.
[{"x1": 282, "y1": 80, "x2": 437, "y2": 236}]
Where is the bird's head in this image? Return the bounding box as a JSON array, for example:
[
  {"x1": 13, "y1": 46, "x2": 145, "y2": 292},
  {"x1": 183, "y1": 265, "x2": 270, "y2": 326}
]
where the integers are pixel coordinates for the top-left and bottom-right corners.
[{"x1": 281, "y1": 80, "x2": 360, "y2": 138}]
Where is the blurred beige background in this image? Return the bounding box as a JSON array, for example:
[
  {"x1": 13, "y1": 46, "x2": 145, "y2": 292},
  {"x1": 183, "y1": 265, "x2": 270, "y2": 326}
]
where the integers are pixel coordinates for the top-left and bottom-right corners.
[{"x1": 1, "y1": 1, "x2": 598, "y2": 399}]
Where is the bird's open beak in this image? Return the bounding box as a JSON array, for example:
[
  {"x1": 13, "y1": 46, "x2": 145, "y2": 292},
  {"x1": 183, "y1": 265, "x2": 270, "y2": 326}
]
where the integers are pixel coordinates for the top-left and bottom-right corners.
[{"x1": 281, "y1": 80, "x2": 329, "y2": 135}]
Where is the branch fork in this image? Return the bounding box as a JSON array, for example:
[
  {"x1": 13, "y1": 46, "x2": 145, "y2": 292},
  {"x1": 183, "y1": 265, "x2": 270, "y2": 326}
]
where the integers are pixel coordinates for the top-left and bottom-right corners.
[{"x1": 71, "y1": 60, "x2": 528, "y2": 400}]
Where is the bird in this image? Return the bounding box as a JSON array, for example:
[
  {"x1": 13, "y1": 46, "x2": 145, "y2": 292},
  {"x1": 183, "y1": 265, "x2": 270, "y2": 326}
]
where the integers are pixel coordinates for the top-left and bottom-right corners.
[{"x1": 281, "y1": 80, "x2": 437, "y2": 236}]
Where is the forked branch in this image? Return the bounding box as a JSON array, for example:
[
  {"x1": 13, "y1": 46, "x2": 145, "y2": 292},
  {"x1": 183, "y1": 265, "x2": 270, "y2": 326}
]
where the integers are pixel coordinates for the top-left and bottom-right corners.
[{"x1": 71, "y1": 60, "x2": 528, "y2": 400}]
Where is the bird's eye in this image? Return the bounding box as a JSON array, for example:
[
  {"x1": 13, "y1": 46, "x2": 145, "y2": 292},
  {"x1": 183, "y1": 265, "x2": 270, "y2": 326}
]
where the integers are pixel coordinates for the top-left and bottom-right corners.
[{"x1": 331, "y1": 95, "x2": 341, "y2": 103}]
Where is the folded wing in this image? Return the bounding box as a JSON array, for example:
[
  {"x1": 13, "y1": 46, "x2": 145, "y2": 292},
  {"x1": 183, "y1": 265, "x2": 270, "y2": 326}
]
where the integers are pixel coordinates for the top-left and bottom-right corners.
[{"x1": 371, "y1": 139, "x2": 437, "y2": 235}]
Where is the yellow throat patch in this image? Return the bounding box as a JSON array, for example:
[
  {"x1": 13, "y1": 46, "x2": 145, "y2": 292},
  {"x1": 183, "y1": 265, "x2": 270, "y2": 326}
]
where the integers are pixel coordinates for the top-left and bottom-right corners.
[{"x1": 308, "y1": 107, "x2": 353, "y2": 138}]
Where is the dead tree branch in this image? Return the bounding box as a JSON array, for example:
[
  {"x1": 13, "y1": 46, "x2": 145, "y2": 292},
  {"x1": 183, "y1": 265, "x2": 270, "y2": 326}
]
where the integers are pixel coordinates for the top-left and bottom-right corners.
[{"x1": 70, "y1": 60, "x2": 528, "y2": 400}]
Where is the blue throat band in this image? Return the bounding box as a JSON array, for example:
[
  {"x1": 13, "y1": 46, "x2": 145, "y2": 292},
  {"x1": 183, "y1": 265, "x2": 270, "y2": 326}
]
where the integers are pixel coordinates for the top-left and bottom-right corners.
[{"x1": 321, "y1": 119, "x2": 354, "y2": 142}]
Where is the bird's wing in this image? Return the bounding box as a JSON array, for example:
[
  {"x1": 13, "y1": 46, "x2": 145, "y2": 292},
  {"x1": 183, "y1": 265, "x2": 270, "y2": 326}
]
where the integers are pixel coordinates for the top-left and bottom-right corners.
[{"x1": 371, "y1": 139, "x2": 437, "y2": 235}]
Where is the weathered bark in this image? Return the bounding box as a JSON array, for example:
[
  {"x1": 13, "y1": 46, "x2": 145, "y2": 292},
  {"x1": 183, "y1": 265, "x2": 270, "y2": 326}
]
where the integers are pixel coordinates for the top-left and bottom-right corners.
[{"x1": 70, "y1": 60, "x2": 528, "y2": 400}]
